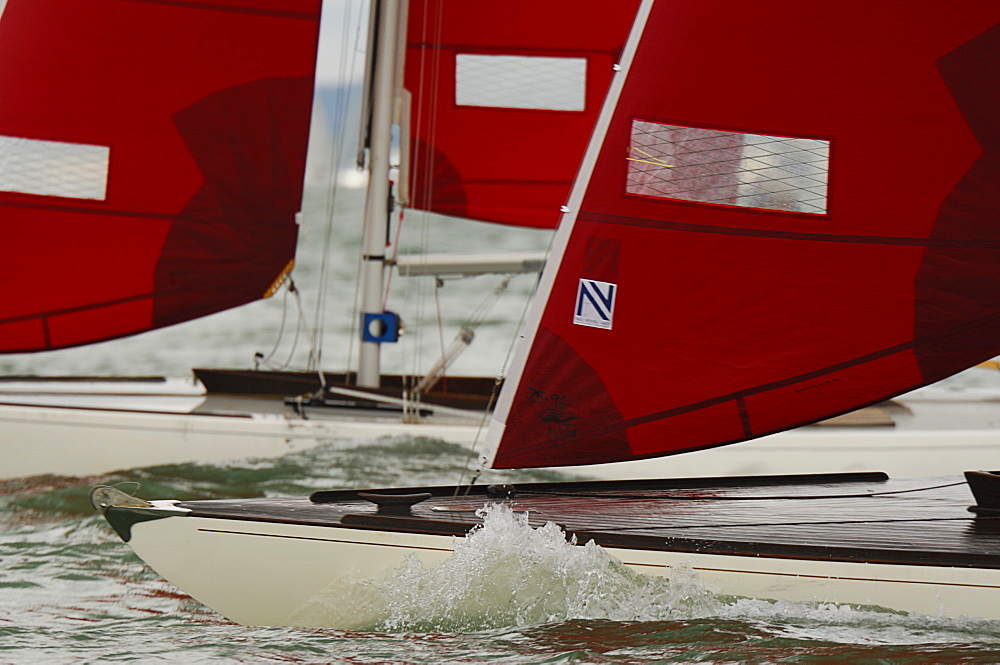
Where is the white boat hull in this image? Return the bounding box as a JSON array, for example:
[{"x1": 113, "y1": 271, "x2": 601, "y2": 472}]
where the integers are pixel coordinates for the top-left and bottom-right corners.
[
  {"x1": 4, "y1": 377, "x2": 1000, "y2": 480},
  {"x1": 120, "y1": 505, "x2": 1000, "y2": 627},
  {"x1": 0, "y1": 400, "x2": 481, "y2": 479}
]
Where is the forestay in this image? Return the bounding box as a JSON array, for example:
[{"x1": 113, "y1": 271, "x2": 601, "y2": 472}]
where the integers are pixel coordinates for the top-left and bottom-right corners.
[{"x1": 487, "y1": 0, "x2": 1000, "y2": 468}]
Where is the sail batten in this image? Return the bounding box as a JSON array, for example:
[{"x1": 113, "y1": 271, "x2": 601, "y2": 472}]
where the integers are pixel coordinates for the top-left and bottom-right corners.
[{"x1": 488, "y1": 0, "x2": 1000, "y2": 470}]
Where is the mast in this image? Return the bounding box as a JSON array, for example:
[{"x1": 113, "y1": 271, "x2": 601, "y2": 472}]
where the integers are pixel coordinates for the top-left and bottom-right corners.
[{"x1": 357, "y1": 0, "x2": 402, "y2": 388}]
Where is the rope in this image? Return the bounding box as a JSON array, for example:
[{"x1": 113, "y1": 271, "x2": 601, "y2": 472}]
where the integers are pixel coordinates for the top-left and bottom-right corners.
[
  {"x1": 255, "y1": 280, "x2": 312, "y2": 371},
  {"x1": 255, "y1": 282, "x2": 292, "y2": 370}
]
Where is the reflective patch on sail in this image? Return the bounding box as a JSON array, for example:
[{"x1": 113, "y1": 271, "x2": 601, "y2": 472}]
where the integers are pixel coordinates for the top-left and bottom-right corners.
[
  {"x1": 626, "y1": 121, "x2": 829, "y2": 215},
  {"x1": 574, "y1": 279, "x2": 616, "y2": 330},
  {"x1": 455, "y1": 54, "x2": 586, "y2": 111},
  {"x1": 0, "y1": 135, "x2": 110, "y2": 200}
]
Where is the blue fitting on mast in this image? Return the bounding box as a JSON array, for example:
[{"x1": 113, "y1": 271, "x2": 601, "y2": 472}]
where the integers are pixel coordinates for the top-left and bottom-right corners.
[{"x1": 362, "y1": 311, "x2": 401, "y2": 343}]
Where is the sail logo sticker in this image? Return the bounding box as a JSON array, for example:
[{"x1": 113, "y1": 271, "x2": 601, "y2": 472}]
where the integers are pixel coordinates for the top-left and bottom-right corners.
[{"x1": 574, "y1": 279, "x2": 616, "y2": 330}]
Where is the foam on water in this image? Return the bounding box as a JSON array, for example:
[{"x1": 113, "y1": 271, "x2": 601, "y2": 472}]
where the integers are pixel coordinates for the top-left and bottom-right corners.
[
  {"x1": 287, "y1": 503, "x2": 1000, "y2": 644},
  {"x1": 289, "y1": 503, "x2": 699, "y2": 631}
]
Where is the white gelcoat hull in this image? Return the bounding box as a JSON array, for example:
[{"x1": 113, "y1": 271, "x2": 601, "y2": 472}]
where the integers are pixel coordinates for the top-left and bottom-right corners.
[
  {"x1": 566, "y1": 428, "x2": 1000, "y2": 480},
  {"x1": 0, "y1": 403, "x2": 482, "y2": 479},
  {"x1": 124, "y1": 509, "x2": 1000, "y2": 627},
  {"x1": 4, "y1": 381, "x2": 1000, "y2": 480},
  {"x1": 561, "y1": 388, "x2": 1000, "y2": 479}
]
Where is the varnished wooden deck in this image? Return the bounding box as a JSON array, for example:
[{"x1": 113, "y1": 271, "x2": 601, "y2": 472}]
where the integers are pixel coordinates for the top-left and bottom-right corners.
[{"x1": 176, "y1": 472, "x2": 1000, "y2": 569}]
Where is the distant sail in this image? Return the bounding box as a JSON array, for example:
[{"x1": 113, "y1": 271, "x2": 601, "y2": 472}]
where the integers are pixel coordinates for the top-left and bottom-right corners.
[
  {"x1": 0, "y1": 0, "x2": 321, "y2": 352},
  {"x1": 487, "y1": 0, "x2": 1000, "y2": 468},
  {"x1": 400, "y1": 0, "x2": 641, "y2": 229}
]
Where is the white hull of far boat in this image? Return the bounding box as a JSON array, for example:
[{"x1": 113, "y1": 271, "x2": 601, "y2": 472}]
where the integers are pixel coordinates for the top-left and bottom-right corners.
[
  {"x1": 0, "y1": 401, "x2": 485, "y2": 479},
  {"x1": 118, "y1": 503, "x2": 1000, "y2": 627},
  {"x1": 0, "y1": 376, "x2": 484, "y2": 479},
  {"x1": 3, "y1": 382, "x2": 1000, "y2": 480}
]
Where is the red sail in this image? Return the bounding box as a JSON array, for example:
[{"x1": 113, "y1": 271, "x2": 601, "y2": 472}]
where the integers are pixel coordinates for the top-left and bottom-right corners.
[
  {"x1": 0, "y1": 0, "x2": 320, "y2": 352},
  {"x1": 402, "y1": 0, "x2": 641, "y2": 229},
  {"x1": 489, "y1": 1, "x2": 1000, "y2": 468}
]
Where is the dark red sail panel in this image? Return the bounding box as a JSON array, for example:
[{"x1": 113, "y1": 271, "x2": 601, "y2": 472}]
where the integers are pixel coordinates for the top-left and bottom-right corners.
[
  {"x1": 0, "y1": 0, "x2": 321, "y2": 352},
  {"x1": 403, "y1": 0, "x2": 640, "y2": 229},
  {"x1": 490, "y1": 1, "x2": 1000, "y2": 468}
]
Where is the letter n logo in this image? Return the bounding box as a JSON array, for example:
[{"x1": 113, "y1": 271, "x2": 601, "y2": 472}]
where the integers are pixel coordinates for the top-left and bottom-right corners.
[{"x1": 574, "y1": 279, "x2": 616, "y2": 330}]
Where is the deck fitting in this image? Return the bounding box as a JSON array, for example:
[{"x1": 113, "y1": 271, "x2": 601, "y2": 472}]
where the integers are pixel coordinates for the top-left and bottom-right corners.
[
  {"x1": 965, "y1": 471, "x2": 1000, "y2": 516},
  {"x1": 358, "y1": 491, "x2": 432, "y2": 516}
]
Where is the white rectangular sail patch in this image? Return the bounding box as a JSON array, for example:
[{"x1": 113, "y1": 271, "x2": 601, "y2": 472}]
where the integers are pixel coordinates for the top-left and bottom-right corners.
[
  {"x1": 627, "y1": 121, "x2": 829, "y2": 215},
  {"x1": 0, "y1": 135, "x2": 110, "y2": 200},
  {"x1": 574, "y1": 279, "x2": 616, "y2": 329},
  {"x1": 455, "y1": 54, "x2": 586, "y2": 111}
]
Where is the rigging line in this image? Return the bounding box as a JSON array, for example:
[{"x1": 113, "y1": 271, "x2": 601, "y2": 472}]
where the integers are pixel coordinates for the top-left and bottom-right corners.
[
  {"x1": 312, "y1": 0, "x2": 363, "y2": 372},
  {"x1": 346, "y1": 227, "x2": 364, "y2": 381},
  {"x1": 460, "y1": 252, "x2": 556, "y2": 491},
  {"x1": 422, "y1": 0, "x2": 444, "y2": 211},
  {"x1": 276, "y1": 310, "x2": 302, "y2": 370},
  {"x1": 434, "y1": 278, "x2": 447, "y2": 383},
  {"x1": 260, "y1": 283, "x2": 306, "y2": 371},
  {"x1": 405, "y1": 0, "x2": 446, "y2": 387},
  {"x1": 456, "y1": 372, "x2": 505, "y2": 498},
  {"x1": 402, "y1": 2, "x2": 446, "y2": 386},
  {"x1": 516, "y1": 480, "x2": 967, "y2": 502},
  {"x1": 465, "y1": 227, "x2": 560, "y2": 478},
  {"x1": 344, "y1": 11, "x2": 373, "y2": 385},
  {"x1": 255, "y1": 281, "x2": 292, "y2": 369},
  {"x1": 381, "y1": 206, "x2": 406, "y2": 310},
  {"x1": 289, "y1": 281, "x2": 318, "y2": 370}
]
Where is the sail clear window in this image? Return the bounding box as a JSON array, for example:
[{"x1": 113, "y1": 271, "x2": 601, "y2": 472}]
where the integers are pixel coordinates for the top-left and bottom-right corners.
[
  {"x1": 455, "y1": 54, "x2": 587, "y2": 111},
  {"x1": 626, "y1": 120, "x2": 829, "y2": 215},
  {"x1": 0, "y1": 135, "x2": 110, "y2": 201}
]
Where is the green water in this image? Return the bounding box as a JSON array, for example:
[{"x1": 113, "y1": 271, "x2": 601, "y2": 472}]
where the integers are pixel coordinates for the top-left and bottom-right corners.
[{"x1": 4, "y1": 437, "x2": 1000, "y2": 664}]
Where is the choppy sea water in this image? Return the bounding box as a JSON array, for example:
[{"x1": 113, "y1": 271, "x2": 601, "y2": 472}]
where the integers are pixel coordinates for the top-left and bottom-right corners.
[{"x1": 4, "y1": 438, "x2": 1000, "y2": 663}]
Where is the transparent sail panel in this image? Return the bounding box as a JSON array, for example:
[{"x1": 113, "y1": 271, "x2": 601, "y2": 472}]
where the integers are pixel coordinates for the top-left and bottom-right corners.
[
  {"x1": 455, "y1": 54, "x2": 586, "y2": 111},
  {"x1": 0, "y1": 135, "x2": 110, "y2": 200},
  {"x1": 626, "y1": 121, "x2": 829, "y2": 214}
]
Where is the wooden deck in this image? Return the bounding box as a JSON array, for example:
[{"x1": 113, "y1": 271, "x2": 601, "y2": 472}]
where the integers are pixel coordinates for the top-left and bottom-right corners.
[{"x1": 176, "y1": 471, "x2": 1000, "y2": 570}]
